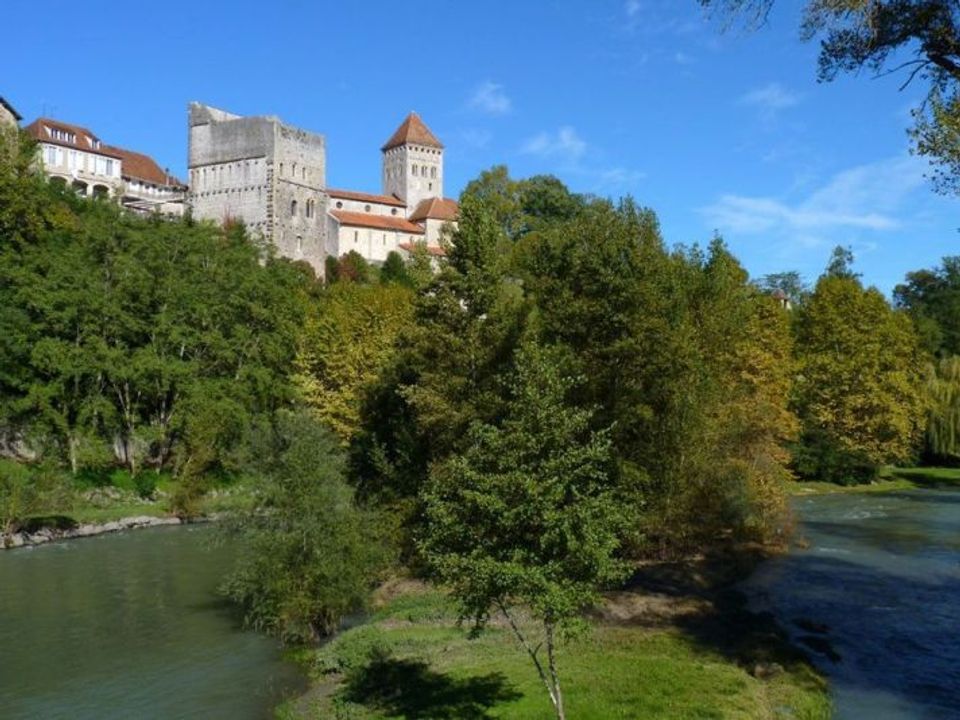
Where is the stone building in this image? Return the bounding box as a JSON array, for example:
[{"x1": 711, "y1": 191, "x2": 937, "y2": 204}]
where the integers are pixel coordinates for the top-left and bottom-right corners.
[
  {"x1": 0, "y1": 96, "x2": 21, "y2": 129},
  {"x1": 24, "y1": 117, "x2": 185, "y2": 213},
  {"x1": 187, "y1": 103, "x2": 327, "y2": 270},
  {"x1": 187, "y1": 104, "x2": 457, "y2": 275}
]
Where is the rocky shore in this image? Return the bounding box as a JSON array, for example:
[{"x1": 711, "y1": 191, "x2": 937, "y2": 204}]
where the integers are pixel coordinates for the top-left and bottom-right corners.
[{"x1": 2, "y1": 515, "x2": 187, "y2": 549}]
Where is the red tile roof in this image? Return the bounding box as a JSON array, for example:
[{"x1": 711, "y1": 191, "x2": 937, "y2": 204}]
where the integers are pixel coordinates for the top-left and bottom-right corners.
[
  {"x1": 24, "y1": 118, "x2": 123, "y2": 159},
  {"x1": 409, "y1": 197, "x2": 458, "y2": 222},
  {"x1": 327, "y1": 188, "x2": 406, "y2": 207},
  {"x1": 104, "y1": 145, "x2": 185, "y2": 188},
  {"x1": 330, "y1": 210, "x2": 424, "y2": 234},
  {"x1": 399, "y1": 242, "x2": 446, "y2": 257},
  {"x1": 381, "y1": 112, "x2": 443, "y2": 151}
]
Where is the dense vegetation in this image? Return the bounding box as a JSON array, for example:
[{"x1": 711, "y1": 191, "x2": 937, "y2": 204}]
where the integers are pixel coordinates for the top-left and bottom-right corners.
[{"x1": 1, "y1": 126, "x2": 956, "y2": 716}]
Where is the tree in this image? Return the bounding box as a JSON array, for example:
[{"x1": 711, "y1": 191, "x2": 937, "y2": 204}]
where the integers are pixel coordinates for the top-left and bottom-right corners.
[
  {"x1": 923, "y1": 355, "x2": 960, "y2": 461},
  {"x1": 757, "y1": 270, "x2": 808, "y2": 306},
  {"x1": 337, "y1": 250, "x2": 372, "y2": 284},
  {"x1": 420, "y1": 343, "x2": 628, "y2": 720},
  {"x1": 296, "y1": 282, "x2": 415, "y2": 442},
  {"x1": 793, "y1": 268, "x2": 926, "y2": 483},
  {"x1": 221, "y1": 411, "x2": 392, "y2": 643},
  {"x1": 894, "y1": 256, "x2": 960, "y2": 356},
  {"x1": 379, "y1": 250, "x2": 412, "y2": 286},
  {"x1": 701, "y1": 0, "x2": 960, "y2": 194}
]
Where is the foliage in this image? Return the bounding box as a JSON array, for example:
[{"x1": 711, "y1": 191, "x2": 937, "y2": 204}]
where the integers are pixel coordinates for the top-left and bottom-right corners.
[
  {"x1": 221, "y1": 411, "x2": 393, "y2": 643},
  {"x1": 793, "y1": 266, "x2": 926, "y2": 483},
  {"x1": 0, "y1": 155, "x2": 308, "y2": 479},
  {"x1": 701, "y1": 0, "x2": 960, "y2": 195},
  {"x1": 893, "y1": 255, "x2": 960, "y2": 356},
  {"x1": 336, "y1": 250, "x2": 373, "y2": 284},
  {"x1": 421, "y1": 341, "x2": 629, "y2": 718},
  {"x1": 758, "y1": 270, "x2": 808, "y2": 306},
  {"x1": 0, "y1": 459, "x2": 35, "y2": 536},
  {"x1": 378, "y1": 250, "x2": 412, "y2": 286},
  {"x1": 296, "y1": 282, "x2": 415, "y2": 442},
  {"x1": 924, "y1": 355, "x2": 960, "y2": 461}
]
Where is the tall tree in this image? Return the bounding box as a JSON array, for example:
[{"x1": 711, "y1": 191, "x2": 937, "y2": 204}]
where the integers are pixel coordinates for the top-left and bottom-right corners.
[
  {"x1": 420, "y1": 342, "x2": 628, "y2": 720},
  {"x1": 793, "y1": 268, "x2": 926, "y2": 483},
  {"x1": 894, "y1": 255, "x2": 960, "y2": 356}
]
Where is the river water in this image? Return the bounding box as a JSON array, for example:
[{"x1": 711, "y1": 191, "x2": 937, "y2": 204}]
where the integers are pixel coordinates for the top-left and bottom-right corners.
[
  {"x1": 0, "y1": 525, "x2": 306, "y2": 720},
  {"x1": 744, "y1": 489, "x2": 960, "y2": 719}
]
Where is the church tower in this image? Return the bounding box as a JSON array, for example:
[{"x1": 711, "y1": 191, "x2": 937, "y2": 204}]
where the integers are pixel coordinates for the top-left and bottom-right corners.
[{"x1": 381, "y1": 112, "x2": 443, "y2": 214}]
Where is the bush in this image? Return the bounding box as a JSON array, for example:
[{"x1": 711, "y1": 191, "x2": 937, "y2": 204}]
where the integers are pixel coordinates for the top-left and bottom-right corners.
[
  {"x1": 0, "y1": 460, "x2": 35, "y2": 536},
  {"x1": 221, "y1": 410, "x2": 394, "y2": 643},
  {"x1": 791, "y1": 430, "x2": 880, "y2": 486}
]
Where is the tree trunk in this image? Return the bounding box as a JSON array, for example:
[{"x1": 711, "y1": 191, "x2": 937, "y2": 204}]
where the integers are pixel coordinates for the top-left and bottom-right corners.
[
  {"x1": 497, "y1": 601, "x2": 563, "y2": 717},
  {"x1": 545, "y1": 621, "x2": 566, "y2": 720}
]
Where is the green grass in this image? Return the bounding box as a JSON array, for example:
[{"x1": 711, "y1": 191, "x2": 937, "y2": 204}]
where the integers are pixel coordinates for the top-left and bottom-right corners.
[
  {"x1": 791, "y1": 466, "x2": 960, "y2": 496},
  {"x1": 283, "y1": 586, "x2": 830, "y2": 720}
]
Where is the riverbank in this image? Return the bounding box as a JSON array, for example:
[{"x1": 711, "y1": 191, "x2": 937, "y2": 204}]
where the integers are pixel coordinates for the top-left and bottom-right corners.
[
  {"x1": 280, "y1": 555, "x2": 831, "y2": 719},
  {"x1": 791, "y1": 466, "x2": 960, "y2": 496},
  {"x1": 1, "y1": 514, "x2": 197, "y2": 549}
]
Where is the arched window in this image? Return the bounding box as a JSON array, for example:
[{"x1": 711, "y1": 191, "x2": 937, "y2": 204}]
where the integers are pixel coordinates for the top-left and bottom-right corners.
[
  {"x1": 430, "y1": 167, "x2": 437, "y2": 179},
  {"x1": 296, "y1": 235, "x2": 303, "y2": 253},
  {"x1": 421, "y1": 165, "x2": 428, "y2": 177},
  {"x1": 290, "y1": 199, "x2": 298, "y2": 217},
  {"x1": 302, "y1": 167, "x2": 306, "y2": 180},
  {"x1": 411, "y1": 164, "x2": 418, "y2": 176},
  {"x1": 279, "y1": 163, "x2": 284, "y2": 176}
]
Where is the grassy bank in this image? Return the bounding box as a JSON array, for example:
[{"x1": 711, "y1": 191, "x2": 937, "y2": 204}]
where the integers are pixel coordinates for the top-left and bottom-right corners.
[
  {"x1": 791, "y1": 466, "x2": 960, "y2": 496},
  {"x1": 281, "y1": 578, "x2": 830, "y2": 720},
  {"x1": 1, "y1": 459, "x2": 254, "y2": 530}
]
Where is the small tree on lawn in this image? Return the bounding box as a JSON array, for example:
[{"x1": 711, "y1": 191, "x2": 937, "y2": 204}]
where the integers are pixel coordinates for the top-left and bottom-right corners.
[{"x1": 420, "y1": 342, "x2": 628, "y2": 720}]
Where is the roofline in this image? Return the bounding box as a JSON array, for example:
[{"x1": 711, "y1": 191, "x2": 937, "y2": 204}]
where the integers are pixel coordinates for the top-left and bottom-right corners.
[{"x1": 0, "y1": 97, "x2": 22, "y2": 122}]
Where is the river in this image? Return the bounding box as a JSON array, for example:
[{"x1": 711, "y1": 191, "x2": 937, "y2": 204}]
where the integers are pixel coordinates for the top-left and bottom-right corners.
[
  {"x1": 0, "y1": 525, "x2": 306, "y2": 720},
  {"x1": 744, "y1": 488, "x2": 960, "y2": 719}
]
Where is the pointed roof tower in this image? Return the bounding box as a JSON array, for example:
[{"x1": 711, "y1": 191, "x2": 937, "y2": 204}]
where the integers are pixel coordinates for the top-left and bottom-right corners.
[{"x1": 381, "y1": 112, "x2": 443, "y2": 152}]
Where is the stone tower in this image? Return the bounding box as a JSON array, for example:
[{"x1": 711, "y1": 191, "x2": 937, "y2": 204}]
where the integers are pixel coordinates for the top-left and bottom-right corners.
[
  {"x1": 381, "y1": 112, "x2": 443, "y2": 213},
  {"x1": 187, "y1": 102, "x2": 327, "y2": 273}
]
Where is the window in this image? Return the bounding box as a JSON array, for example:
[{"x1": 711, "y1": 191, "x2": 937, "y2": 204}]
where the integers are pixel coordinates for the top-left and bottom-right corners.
[
  {"x1": 302, "y1": 167, "x2": 306, "y2": 180},
  {"x1": 291, "y1": 199, "x2": 298, "y2": 217},
  {"x1": 411, "y1": 164, "x2": 418, "y2": 176},
  {"x1": 430, "y1": 167, "x2": 437, "y2": 179},
  {"x1": 104, "y1": 159, "x2": 114, "y2": 177},
  {"x1": 297, "y1": 235, "x2": 303, "y2": 253},
  {"x1": 279, "y1": 163, "x2": 284, "y2": 176},
  {"x1": 383, "y1": 233, "x2": 387, "y2": 246},
  {"x1": 305, "y1": 200, "x2": 312, "y2": 219},
  {"x1": 391, "y1": 208, "x2": 397, "y2": 216},
  {"x1": 364, "y1": 204, "x2": 371, "y2": 212},
  {"x1": 336, "y1": 201, "x2": 343, "y2": 209},
  {"x1": 428, "y1": 183, "x2": 432, "y2": 191},
  {"x1": 422, "y1": 165, "x2": 428, "y2": 177},
  {"x1": 45, "y1": 146, "x2": 57, "y2": 166},
  {"x1": 354, "y1": 230, "x2": 359, "y2": 243}
]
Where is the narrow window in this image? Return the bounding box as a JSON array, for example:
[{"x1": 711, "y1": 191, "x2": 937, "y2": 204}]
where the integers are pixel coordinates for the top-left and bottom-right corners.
[
  {"x1": 291, "y1": 199, "x2": 298, "y2": 217},
  {"x1": 279, "y1": 162, "x2": 284, "y2": 176},
  {"x1": 421, "y1": 165, "x2": 427, "y2": 176},
  {"x1": 354, "y1": 230, "x2": 358, "y2": 243},
  {"x1": 431, "y1": 167, "x2": 437, "y2": 179},
  {"x1": 297, "y1": 235, "x2": 303, "y2": 252},
  {"x1": 383, "y1": 233, "x2": 386, "y2": 246},
  {"x1": 411, "y1": 164, "x2": 417, "y2": 176}
]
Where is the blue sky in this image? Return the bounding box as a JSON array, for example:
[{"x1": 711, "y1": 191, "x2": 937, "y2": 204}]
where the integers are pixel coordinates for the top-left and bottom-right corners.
[{"x1": 5, "y1": 0, "x2": 956, "y2": 293}]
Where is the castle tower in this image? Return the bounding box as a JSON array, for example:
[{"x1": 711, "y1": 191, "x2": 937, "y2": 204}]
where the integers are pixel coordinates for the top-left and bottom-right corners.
[{"x1": 381, "y1": 112, "x2": 443, "y2": 214}]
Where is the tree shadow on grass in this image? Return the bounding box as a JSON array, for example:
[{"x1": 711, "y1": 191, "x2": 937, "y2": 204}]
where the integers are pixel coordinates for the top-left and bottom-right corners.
[{"x1": 342, "y1": 648, "x2": 522, "y2": 719}]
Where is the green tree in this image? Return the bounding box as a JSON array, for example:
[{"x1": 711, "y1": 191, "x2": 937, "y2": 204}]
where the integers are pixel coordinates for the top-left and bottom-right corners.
[
  {"x1": 420, "y1": 343, "x2": 628, "y2": 720},
  {"x1": 758, "y1": 270, "x2": 808, "y2": 306},
  {"x1": 793, "y1": 267, "x2": 926, "y2": 483},
  {"x1": 222, "y1": 411, "x2": 392, "y2": 643},
  {"x1": 894, "y1": 256, "x2": 960, "y2": 356},
  {"x1": 923, "y1": 355, "x2": 960, "y2": 461},
  {"x1": 379, "y1": 250, "x2": 412, "y2": 286}
]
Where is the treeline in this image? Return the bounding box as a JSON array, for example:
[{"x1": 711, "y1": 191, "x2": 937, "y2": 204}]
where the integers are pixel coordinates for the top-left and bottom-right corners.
[
  {"x1": 0, "y1": 131, "x2": 311, "y2": 510},
  {"x1": 1, "y1": 128, "x2": 954, "y2": 651}
]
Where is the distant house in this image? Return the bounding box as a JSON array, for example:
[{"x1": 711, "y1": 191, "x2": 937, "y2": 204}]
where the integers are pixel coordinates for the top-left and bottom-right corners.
[
  {"x1": 24, "y1": 117, "x2": 184, "y2": 215},
  {"x1": 771, "y1": 289, "x2": 792, "y2": 310}
]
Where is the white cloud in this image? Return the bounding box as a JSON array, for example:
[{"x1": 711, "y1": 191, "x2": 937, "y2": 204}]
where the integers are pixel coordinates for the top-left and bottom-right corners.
[
  {"x1": 468, "y1": 81, "x2": 512, "y2": 116},
  {"x1": 625, "y1": 0, "x2": 642, "y2": 17},
  {"x1": 739, "y1": 82, "x2": 801, "y2": 116},
  {"x1": 521, "y1": 127, "x2": 587, "y2": 162},
  {"x1": 701, "y1": 155, "x2": 927, "y2": 250},
  {"x1": 596, "y1": 167, "x2": 647, "y2": 189}
]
